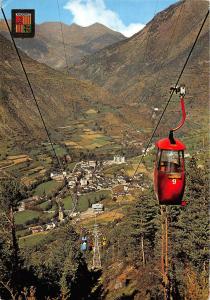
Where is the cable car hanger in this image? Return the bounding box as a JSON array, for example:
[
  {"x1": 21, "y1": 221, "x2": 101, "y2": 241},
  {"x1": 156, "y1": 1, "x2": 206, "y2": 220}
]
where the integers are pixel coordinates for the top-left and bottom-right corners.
[{"x1": 169, "y1": 85, "x2": 186, "y2": 144}]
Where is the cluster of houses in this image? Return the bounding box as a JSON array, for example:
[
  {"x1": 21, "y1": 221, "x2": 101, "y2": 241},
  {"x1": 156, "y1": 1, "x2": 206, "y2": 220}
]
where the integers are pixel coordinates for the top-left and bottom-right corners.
[
  {"x1": 50, "y1": 156, "x2": 146, "y2": 200},
  {"x1": 103, "y1": 155, "x2": 126, "y2": 166},
  {"x1": 50, "y1": 157, "x2": 127, "y2": 195},
  {"x1": 28, "y1": 203, "x2": 104, "y2": 235},
  {"x1": 50, "y1": 171, "x2": 67, "y2": 181},
  {"x1": 29, "y1": 222, "x2": 56, "y2": 234},
  {"x1": 17, "y1": 155, "x2": 150, "y2": 236}
]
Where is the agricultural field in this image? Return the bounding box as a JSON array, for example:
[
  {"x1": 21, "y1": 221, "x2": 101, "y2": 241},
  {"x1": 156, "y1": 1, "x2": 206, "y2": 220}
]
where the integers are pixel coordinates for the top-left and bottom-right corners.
[
  {"x1": 85, "y1": 109, "x2": 98, "y2": 114},
  {"x1": 16, "y1": 228, "x2": 30, "y2": 238},
  {"x1": 116, "y1": 194, "x2": 135, "y2": 203},
  {"x1": 62, "y1": 189, "x2": 111, "y2": 212},
  {"x1": 56, "y1": 107, "x2": 122, "y2": 151},
  {"x1": 125, "y1": 161, "x2": 151, "y2": 177},
  {"x1": 0, "y1": 154, "x2": 32, "y2": 170},
  {"x1": 37, "y1": 200, "x2": 52, "y2": 210},
  {"x1": 0, "y1": 139, "x2": 69, "y2": 186},
  {"x1": 15, "y1": 210, "x2": 42, "y2": 225},
  {"x1": 44, "y1": 143, "x2": 68, "y2": 157},
  {"x1": 19, "y1": 231, "x2": 52, "y2": 248},
  {"x1": 33, "y1": 180, "x2": 63, "y2": 196},
  {"x1": 0, "y1": 144, "x2": 53, "y2": 185},
  {"x1": 80, "y1": 209, "x2": 124, "y2": 227},
  {"x1": 64, "y1": 128, "x2": 112, "y2": 150},
  {"x1": 15, "y1": 209, "x2": 55, "y2": 226}
]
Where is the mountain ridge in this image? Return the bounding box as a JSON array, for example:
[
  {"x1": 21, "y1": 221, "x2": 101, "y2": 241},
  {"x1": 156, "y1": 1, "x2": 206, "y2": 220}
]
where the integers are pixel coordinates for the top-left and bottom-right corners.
[
  {"x1": 0, "y1": 21, "x2": 126, "y2": 70},
  {"x1": 69, "y1": 0, "x2": 209, "y2": 141},
  {"x1": 0, "y1": 32, "x2": 112, "y2": 141},
  {"x1": 0, "y1": 0, "x2": 208, "y2": 158}
]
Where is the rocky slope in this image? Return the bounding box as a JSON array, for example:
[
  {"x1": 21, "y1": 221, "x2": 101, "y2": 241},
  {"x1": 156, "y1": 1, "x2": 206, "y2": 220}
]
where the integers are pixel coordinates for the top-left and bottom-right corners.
[
  {"x1": 70, "y1": 0, "x2": 209, "y2": 139},
  {"x1": 70, "y1": 1, "x2": 208, "y2": 93},
  {"x1": 0, "y1": 0, "x2": 208, "y2": 155},
  {"x1": 0, "y1": 21, "x2": 125, "y2": 70},
  {"x1": 0, "y1": 33, "x2": 113, "y2": 143}
]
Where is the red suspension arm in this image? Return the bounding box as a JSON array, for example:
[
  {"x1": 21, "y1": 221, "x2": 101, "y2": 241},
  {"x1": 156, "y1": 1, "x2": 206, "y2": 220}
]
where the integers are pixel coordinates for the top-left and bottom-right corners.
[{"x1": 171, "y1": 96, "x2": 186, "y2": 132}]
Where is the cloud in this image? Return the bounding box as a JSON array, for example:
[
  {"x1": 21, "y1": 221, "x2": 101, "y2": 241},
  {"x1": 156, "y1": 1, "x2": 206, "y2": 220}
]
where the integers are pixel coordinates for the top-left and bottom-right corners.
[
  {"x1": 1, "y1": 0, "x2": 13, "y2": 8},
  {"x1": 64, "y1": 0, "x2": 145, "y2": 37}
]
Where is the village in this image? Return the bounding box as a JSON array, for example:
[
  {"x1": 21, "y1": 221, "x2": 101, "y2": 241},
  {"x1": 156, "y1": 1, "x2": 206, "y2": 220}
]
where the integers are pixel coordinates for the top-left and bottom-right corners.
[{"x1": 16, "y1": 155, "x2": 149, "y2": 236}]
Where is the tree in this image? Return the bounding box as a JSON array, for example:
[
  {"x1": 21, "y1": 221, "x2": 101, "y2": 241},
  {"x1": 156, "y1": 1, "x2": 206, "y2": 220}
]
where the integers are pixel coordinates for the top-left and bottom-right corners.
[
  {"x1": 107, "y1": 190, "x2": 159, "y2": 267},
  {"x1": 127, "y1": 191, "x2": 159, "y2": 267},
  {"x1": 0, "y1": 177, "x2": 26, "y2": 298},
  {"x1": 57, "y1": 225, "x2": 96, "y2": 299},
  {"x1": 21, "y1": 223, "x2": 101, "y2": 299},
  {"x1": 165, "y1": 157, "x2": 209, "y2": 299}
]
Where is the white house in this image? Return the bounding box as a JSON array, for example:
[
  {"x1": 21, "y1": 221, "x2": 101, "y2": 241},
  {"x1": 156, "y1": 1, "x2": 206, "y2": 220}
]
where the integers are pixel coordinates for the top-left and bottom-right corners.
[
  {"x1": 46, "y1": 222, "x2": 56, "y2": 230},
  {"x1": 68, "y1": 180, "x2": 76, "y2": 187},
  {"x1": 92, "y1": 203, "x2": 104, "y2": 212},
  {"x1": 29, "y1": 226, "x2": 44, "y2": 234},
  {"x1": 88, "y1": 161, "x2": 97, "y2": 168},
  {"x1": 18, "y1": 201, "x2": 25, "y2": 212},
  {"x1": 113, "y1": 156, "x2": 125, "y2": 164},
  {"x1": 50, "y1": 173, "x2": 65, "y2": 181},
  {"x1": 80, "y1": 178, "x2": 88, "y2": 186}
]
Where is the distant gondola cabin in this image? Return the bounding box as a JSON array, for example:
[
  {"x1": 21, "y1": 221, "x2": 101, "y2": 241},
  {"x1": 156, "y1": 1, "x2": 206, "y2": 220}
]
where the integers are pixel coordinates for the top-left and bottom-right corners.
[{"x1": 81, "y1": 242, "x2": 87, "y2": 251}]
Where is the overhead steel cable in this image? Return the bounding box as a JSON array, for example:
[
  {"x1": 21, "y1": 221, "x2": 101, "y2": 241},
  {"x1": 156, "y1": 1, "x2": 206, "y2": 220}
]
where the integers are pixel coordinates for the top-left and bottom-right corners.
[
  {"x1": 1, "y1": 6, "x2": 79, "y2": 218},
  {"x1": 137, "y1": 1, "x2": 185, "y2": 104},
  {"x1": 56, "y1": 0, "x2": 70, "y2": 74},
  {"x1": 56, "y1": 0, "x2": 81, "y2": 215},
  {"x1": 126, "y1": 1, "x2": 185, "y2": 174},
  {"x1": 130, "y1": 9, "x2": 209, "y2": 180},
  {"x1": 109, "y1": 9, "x2": 209, "y2": 225},
  {"x1": 117, "y1": 0, "x2": 160, "y2": 169},
  {"x1": 1, "y1": 6, "x2": 63, "y2": 171}
]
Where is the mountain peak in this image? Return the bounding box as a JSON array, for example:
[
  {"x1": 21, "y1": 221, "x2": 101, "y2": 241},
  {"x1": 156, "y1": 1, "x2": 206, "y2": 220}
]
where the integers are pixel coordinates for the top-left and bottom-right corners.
[
  {"x1": 70, "y1": 23, "x2": 82, "y2": 29},
  {"x1": 0, "y1": 20, "x2": 126, "y2": 69},
  {"x1": 88, "y1": 22, "x2": 120, "y2": 33},
  {"x1": 89, "y1": 22, "x2": 107, "y2": 28}
]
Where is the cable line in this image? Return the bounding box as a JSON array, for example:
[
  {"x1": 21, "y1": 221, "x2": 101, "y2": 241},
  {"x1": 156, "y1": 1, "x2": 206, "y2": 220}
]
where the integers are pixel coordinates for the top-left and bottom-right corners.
[
  {"x1": 56, "y1": 0, "x2": 70, "y2": 74},
  {"x1": 57, "y1": 0, "x2": 81, "y2": 123},
  {"x1": 127, "y1": 2, "x2": 185, "y2": 174},
  {"x1": 1, "y1": 6, "x2": 78, "y2": 217},
  {"x1": 139, "y1": 1, "x2": 185, "y2": 104},
  {"x1": 130, "y1": 9, "x2": 209, "y2": 180},
  {"x1": 56, "y1": 0, "x2": 82, "y2": 214},
  {"x1": 1, "y1": 6, "x2": 63, "y2": 170}
]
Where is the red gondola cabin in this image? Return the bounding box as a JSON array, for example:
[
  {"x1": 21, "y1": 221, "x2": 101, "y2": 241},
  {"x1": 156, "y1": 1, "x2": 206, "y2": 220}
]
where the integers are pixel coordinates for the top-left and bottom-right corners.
[{"x1": 154, "y1": 137, "x2": 186, "y2": 205}]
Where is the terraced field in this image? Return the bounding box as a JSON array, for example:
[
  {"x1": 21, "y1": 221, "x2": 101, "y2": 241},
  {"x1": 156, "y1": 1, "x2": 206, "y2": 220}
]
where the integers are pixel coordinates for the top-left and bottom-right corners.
[
  {"x1": 0, "y1": 154, "x2": 32, "y2": 169},
  {"x1": 64, "y1": 128, "x2": 112, "y2": 150}
]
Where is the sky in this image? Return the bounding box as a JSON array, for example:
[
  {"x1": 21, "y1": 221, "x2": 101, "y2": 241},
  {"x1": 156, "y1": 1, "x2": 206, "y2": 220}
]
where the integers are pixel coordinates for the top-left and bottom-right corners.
[{"x1": 1, "y1": 0, "x2": 178, "y2": 37}]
